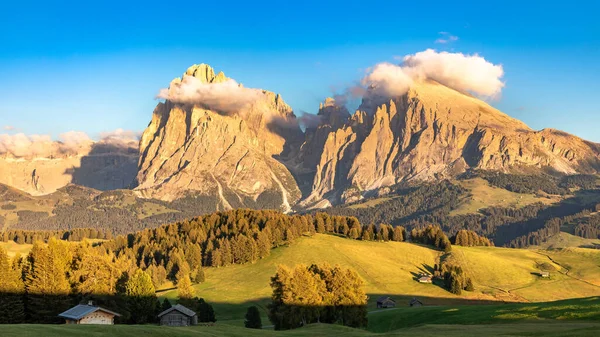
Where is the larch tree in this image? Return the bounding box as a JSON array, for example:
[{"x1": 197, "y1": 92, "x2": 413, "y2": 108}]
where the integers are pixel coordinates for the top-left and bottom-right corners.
[{"x1": 125, "y1": 269, "x2": 156, "y2": 324}]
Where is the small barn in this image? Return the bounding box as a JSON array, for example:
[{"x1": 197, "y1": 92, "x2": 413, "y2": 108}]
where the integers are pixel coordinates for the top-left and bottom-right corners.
[
  {"x1": 409, "y1": 298, "x2": 423, "y2": 307},
  {"x1": 59, "y1": 302, "x2": 121, "y2": 325},
  {"x1": 418, "y1": 275, "x2": 432, "y2": 283},
  {"x1": 158, "y1": 304, "x2": 198, "y2": 326},
  {"x1": 540, "y1": 271, "x2": 550, "y2": 278},
  {"x1": 376, "y1": 296, "x2": 396, "y2": 308}
]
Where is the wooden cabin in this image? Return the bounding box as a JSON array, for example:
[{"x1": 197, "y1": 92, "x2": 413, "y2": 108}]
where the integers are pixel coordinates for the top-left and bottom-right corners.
[
  {"x1": 376, "y1": 296, "x2": 396, "y2": 308},
  {"x1": 59, "y1": 302, "x2": 121, "y2": 325},
  {"x1": 158, "y1": 304, "x2": 198, "y2": 326},
  {"x1": 409, "y1": 298, "x2": 423, "y2": 307}
]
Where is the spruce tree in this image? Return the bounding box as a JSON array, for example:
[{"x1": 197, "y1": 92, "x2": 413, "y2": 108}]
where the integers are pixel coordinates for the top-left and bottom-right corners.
[{"x1": 160, "y1": 298, "x2": 172, "y2": 312}]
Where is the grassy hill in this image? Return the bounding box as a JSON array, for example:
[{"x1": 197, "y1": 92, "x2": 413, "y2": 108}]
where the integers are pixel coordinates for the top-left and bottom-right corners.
[
  {"x1": 367, "y1": 297, "x2": 600, "y2": 333},
  {"x1": 157, "y1": 233, "x2": 600, "y2": 323},
  {"x1": 451, "y1": 178, "x2": 561, "y2": 216}
]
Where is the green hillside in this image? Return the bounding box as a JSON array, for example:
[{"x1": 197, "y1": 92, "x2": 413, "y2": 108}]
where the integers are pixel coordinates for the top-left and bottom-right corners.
[{"x1": 158, "y1": 234, "x2": 600, "y2": 323}]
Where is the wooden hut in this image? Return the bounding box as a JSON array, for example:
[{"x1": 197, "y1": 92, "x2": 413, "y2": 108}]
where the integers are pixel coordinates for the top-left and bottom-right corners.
[
  {"x1": 59, "y1": 302, "x2": 121, "y2": 325},
  {"x1": 376, "y1": 296, "x2": 396, "y2": 308},
  {"x1": 158, "y1": 304, "x2": 198, "y2": 326},
  {"x1": 409, "y1": 298, "x2": 423, "y2": 307}
]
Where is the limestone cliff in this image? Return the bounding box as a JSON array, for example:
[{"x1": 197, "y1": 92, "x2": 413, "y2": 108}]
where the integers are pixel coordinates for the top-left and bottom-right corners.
[
  {"x1": 134, "y1": 64, "x2": 302, "y2": 212},
  {"x1": 301, "y1": 80, "x2": 600, "y2": 207}
]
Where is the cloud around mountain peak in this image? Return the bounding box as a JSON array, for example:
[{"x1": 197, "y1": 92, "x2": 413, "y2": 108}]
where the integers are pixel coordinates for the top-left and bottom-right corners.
[{"x1": 362, "y1": 49, "x2": 505, "y2": 100}]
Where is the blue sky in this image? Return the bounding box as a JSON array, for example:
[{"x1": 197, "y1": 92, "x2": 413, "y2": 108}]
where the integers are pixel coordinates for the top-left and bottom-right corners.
[{"x1": 1, "y1": 0, "x2": 599, "y2": 141}]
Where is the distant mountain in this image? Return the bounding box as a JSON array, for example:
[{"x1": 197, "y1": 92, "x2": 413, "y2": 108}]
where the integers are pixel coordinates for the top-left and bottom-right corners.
[{"x1": 0, "y1": 140, "x2": 138, "y2": 196}]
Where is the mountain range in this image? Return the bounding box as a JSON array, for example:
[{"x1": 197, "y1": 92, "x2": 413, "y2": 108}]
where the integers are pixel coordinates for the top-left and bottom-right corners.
[{"x1": 2, "y1": 63, "x2": 600, "y2": 213}]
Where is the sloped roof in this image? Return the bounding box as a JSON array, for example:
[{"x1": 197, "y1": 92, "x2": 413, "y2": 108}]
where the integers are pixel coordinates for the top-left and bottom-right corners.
[
  {"x1": 158, "y1": 304, "x2": 197, "y2": 318},
  {"x1": 410, "y1": 298, "x2": 423, "y2": 305},
  {"x1": 59, "y1": 304, "x2": 121, "y2": 320},
  {"x1": 376, "y1": 296, "x2": 395, "y2": 303}
]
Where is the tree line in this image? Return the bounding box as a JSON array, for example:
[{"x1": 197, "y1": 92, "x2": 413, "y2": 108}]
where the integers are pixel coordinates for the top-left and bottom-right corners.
[
  {"x1": 1, "y1": 228, "x2": 112, "y2": 244},
  {"x1": 0, "y1": 240, "x2": 215, "y2": 324}
]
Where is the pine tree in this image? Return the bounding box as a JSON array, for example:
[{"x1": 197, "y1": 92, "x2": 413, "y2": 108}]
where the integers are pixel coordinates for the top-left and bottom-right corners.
[{"x1": 244, "y1": 305, "x2": 262, "y2": 329}]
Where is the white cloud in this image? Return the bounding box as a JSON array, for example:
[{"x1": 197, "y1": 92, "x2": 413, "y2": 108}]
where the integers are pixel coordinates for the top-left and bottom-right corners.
[
  {"x1": 361, "y1": 49, "x2": 505, "y2": 99},
  {"x1": 99, "y1": 128, "x2": 141, "y2": 148},
  {"x1": 0, "y1": 129, "x2": 140, "y2": 158},
  {"x1": 435, "y1": 32, "x2": 459, "y2": 44},
  {"x1": 0, "y1": 133, "x2": 55, "y2": 158},
  {"x1": 3, "y1": 126, "x2": 15, "y2": 131},
  {"x1": 59, "y1": 131, "x2": 92, "y2": 147},
  {"x1": 156, "y1": 75, "x2": 264, "y2": 114}
]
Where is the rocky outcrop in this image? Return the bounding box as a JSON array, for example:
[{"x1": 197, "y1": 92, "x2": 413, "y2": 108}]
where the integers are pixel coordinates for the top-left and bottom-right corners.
[
  {"x1": 301, "y1": 80, "x2": 600, "y2": 207},
  {"x1": 134, "y1": 64, "x2": 302, "y2": 212}
]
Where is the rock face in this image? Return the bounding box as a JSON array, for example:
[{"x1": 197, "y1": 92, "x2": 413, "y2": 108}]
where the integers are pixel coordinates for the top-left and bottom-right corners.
[
  {"x1": 134, "y1": 64, "x2": 302, "y2": 212},
  {"x1": 0, "y1": 142, "x2": 138, "y2": 196},
  {"x1": 299, "y1": 80, "x2": 600, "y2": 207}
]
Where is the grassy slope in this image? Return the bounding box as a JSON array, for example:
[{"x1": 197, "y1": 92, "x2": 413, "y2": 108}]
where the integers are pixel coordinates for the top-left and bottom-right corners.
[
  {"x1": 368, "y1": 297, "x2": 600, "y2": 333},
  {"x1": 0, "y1": 241, "x2": 33, "y2": 257},
  {"x1": 532, "y1": 232, "x2": 600, "y2": 250},
  {"x1": 158, "y1": 234, "x2": 600, "y2": 323},
  {"x1": 342, "y1": 178, "x2": 559, "y2": 214},
  {"x1": 0, "y1": 185, "x2": 179, "y2": 231},
  {"x1": 451, "y1": 178, "x2": 560, "y2": 216}
]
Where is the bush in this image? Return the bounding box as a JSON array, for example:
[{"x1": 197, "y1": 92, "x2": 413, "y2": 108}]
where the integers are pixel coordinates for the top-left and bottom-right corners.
[{"x1": 244, "y1": 306, "x2": 262, "y2": 329}]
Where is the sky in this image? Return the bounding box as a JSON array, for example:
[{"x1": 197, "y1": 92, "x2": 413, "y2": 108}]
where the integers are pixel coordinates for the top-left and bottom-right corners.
[{"x1": 1, "y1": 0, "x2": 599, "y2": 141}]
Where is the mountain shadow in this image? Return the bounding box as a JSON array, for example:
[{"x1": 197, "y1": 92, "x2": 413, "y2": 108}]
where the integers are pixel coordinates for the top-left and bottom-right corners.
[{"x1": 65, "y1": 143, "x2": 139, "y2": 191}]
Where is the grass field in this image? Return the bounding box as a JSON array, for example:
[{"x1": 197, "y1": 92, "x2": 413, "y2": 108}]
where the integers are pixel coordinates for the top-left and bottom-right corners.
[
  {"x1": 4, "y1": 298, "x2": 600, "y2": 336},
  {"x1": 156, "y1": 233, "x2": 600, "y2": 325},
  {"x1": 4, "y1": 322, "x2": 600, "y2": 337},
  {"x1": 532, "y1": 232, "x2": 600, "y2": 250},
  {"x1": 0, "y1": 241, "x2": 33, "y2": 257},
  {"x1": 451, "y1": 178, "x2": 560, "y2": 216},
  {"x1": 368, "y1": 297, "x2": 600, "y2": 333}
]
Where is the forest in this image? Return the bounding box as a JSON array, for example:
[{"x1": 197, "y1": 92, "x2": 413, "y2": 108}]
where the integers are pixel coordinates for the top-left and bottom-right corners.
[
  {"x1": 0, "y1": 209, "x2": 454, "y2": 325},
  {"x1": 322, "y1": 172, "x2": 600, "y2": 246}
]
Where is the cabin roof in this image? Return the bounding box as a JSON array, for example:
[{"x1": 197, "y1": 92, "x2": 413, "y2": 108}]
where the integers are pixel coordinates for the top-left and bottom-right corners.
[
  {"x1": 158, "y1": 304, "x2": 197, "y2": 318},
  {"x1": 376, "y1": 296, "x2": 395, "y2": 303},
  {"x1": 410, "y1": 298, "x2": 423, "y2": 304},
  {"x1": 59, "y1": 304, "x2": 121, "y2": 320}
]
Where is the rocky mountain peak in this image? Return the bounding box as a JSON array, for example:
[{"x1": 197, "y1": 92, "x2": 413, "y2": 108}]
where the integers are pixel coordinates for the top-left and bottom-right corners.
[
  {"x1": 134, "y1": 63, "x2": 302, "y2": 211},
  {"x1": 184, "y1": 63, "x2": 228, "y2": 83},
  {"x1": 298, "y1": 80, "x2": 600, "y2": 208}
]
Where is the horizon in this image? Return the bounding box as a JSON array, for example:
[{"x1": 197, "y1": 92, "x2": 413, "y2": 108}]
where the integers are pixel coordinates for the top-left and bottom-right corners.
[{"x1": 1, "y1": 1, "x2": 599, "y2": 142}]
